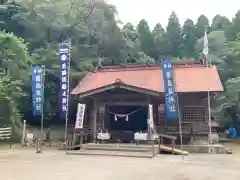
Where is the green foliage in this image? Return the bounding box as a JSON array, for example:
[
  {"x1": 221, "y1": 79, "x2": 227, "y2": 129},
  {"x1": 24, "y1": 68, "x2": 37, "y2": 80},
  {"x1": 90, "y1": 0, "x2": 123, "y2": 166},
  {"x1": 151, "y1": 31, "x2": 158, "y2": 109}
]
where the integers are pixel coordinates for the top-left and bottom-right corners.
[
  {"x1": 0, "y1": 31, "x2": 32, "y2": 81},
  {"x1": 0, "y1": 31, "x2": 32, "y2": 87},
  {"x1": 0, "y1": 31, "x2": 31, "y2": 136},
  {"x1": 137, "y1": 19, "x2": 155, "y2": 58},
  {"x1": 166, "y1": 11, "x2": 182, "y2": 57},
  {"x1": 195, "y1": 31, "x2": 226, "y2": 64},
  {"x1": 0, "y1": 77, "x2": 23, "y2": 130},
  {"x1": 211, "y1": 15, "x2": 230, "y2": 31},
  {"x1": 0, "y1": 0, "x2": 240, "y2": 132},
  {"x1": 196, "y1": 30, "x2": 240, "y2": 131},
  {"x1": 181, "y1": 19, "x2": 197, "y2": 57},
  {"x1": 152, "y1": 23, "x2": 168, "y2": 59},
  {"x1": 123, "y1": 23, "x2": 154, "y2": 64},
  {"x1": 225, "y1": 11, "x2": 240, "y2": 41},
  {"x1": 195, "y1": 15, "x2": 209, "y2": 38}
]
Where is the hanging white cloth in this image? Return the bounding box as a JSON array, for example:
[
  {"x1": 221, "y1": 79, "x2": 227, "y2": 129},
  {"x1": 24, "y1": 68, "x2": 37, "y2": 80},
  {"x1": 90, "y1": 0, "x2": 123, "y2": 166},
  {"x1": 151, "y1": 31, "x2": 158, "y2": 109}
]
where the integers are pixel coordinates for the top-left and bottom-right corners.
[
  {"x1": 114, "y1": 114, "x2": 129, "y2": 121},
  {"x1": 134, "y1": 132, "x2": 148, "y2": 141},
  {"x1": 97, "y1": 131, "x2": 111, "y2": 140}
]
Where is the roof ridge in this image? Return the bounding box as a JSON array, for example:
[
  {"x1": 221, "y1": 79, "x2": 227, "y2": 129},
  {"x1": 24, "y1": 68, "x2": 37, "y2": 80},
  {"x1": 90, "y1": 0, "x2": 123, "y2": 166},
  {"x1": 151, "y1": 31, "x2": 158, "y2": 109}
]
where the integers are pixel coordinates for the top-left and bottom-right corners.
[
  {"x1": 97, "y1": 66, "x2": 160, "y2": 72},
  {"x1": 95, "y1": 64, "x2": 214, "y2": 73}
]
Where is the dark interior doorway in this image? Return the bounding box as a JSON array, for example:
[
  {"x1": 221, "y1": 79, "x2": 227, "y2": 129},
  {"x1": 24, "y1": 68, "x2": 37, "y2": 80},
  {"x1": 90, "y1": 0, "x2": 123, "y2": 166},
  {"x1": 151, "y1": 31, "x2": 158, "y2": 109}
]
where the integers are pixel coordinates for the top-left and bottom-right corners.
[{"x1": 108, "y1": 105, "x2": 148, "y2": 132}]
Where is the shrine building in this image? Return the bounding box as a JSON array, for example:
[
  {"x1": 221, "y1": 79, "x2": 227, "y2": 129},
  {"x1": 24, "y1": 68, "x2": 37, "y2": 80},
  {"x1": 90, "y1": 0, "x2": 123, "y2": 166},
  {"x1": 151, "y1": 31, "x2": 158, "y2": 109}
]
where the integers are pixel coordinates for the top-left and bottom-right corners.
[{"x1": 71, "y1": 60, "x2": 223, "y2": 144}]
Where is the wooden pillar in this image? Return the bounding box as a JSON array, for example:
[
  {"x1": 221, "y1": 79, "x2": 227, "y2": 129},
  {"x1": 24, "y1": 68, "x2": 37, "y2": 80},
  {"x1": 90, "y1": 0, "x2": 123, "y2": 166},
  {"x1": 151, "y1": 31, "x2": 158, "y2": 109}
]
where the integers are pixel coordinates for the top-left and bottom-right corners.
[
  {"x1": 92, "y1": 100, "x2": 97, "y2": 143},
  {"x1": 103, "y1": 103, "x2": 109, "y2": 131},
  {"x1": 99, "y1": 103, "x2": 105, "y2": 130}
]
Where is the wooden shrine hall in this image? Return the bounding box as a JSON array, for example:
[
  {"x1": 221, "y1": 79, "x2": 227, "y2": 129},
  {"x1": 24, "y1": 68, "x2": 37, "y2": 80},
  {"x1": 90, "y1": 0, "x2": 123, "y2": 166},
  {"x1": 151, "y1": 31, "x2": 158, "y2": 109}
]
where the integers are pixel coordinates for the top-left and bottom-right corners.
[{"x1": 70, "y1": 61, "x2": 223, "y2": 145}]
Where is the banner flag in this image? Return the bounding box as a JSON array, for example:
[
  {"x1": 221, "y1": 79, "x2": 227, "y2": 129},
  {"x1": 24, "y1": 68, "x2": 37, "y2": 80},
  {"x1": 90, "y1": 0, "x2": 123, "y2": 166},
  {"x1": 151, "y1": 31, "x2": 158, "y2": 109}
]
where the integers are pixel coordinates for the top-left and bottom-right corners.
[
  {"x1": 202, "y1": 28, "x2": 209, "y2": 65},
  {"x1": 59, "y1": 42, "x2": 70, "y2": 118},
  {"x1": 162, "y1": 60, "x2": 178, "y2": 119},
  {"x1": 32, "y1": 65, "x2": 44, "y2": 116},
  {"x1": 75, "y1": 103, "x2": 86, "y2": 129},
  {"x1": 148, "y1": 104, "x2": 154, "y2": 129}
]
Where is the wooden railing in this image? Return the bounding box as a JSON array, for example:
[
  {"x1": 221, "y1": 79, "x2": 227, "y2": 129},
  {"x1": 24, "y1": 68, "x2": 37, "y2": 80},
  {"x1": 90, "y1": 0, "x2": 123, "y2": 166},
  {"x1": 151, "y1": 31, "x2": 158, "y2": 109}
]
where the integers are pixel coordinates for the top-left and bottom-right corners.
[{"x1": 156, "y1": 122, "x2": 209, "y2": 135}]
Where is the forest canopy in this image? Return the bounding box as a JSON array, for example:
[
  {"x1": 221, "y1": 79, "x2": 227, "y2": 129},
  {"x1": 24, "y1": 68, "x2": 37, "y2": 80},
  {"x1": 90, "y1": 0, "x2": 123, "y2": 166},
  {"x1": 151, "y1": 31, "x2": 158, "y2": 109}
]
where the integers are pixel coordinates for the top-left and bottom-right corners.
[{"x1": 0, "y1": 0, "x2": 240, "y2": 133}]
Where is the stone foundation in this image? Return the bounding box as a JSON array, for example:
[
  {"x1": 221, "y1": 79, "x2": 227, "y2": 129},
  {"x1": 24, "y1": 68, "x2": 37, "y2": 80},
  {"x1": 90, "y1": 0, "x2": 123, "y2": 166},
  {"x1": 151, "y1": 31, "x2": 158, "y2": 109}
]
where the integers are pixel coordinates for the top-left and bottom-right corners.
[{"x1": 174, "y1": 144, "x2": 226, "y2": 154}]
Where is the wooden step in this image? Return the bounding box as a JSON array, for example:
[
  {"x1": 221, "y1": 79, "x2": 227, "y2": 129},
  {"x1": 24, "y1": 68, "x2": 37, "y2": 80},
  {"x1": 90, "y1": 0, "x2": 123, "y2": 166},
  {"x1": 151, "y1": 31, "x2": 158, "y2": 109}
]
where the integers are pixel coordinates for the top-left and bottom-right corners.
[{"x1": 159, "y1": 145, "x2": 189, "y2": 156}]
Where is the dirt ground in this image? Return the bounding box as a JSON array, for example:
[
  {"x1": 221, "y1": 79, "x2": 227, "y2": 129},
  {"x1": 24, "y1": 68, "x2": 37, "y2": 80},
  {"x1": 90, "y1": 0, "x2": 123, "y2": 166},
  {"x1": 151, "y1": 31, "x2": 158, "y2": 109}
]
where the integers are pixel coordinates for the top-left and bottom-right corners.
[{"x1": 0, "y1": 144, "x2": 240, "y2": 180}]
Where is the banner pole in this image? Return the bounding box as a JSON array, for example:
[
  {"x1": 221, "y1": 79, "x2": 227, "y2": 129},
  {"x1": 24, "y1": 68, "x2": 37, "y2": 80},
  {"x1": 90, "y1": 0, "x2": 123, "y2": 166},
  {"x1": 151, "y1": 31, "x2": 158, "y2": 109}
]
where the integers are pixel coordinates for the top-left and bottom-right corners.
[
  {"x1": 162, "y1": 60, "x2": 184, "y2": 160},
  {"x1": 173, "y1": 64, "x2": 184, "y2": 160},
  {"x1": 178, "y1": 108, "x2": 184, "y2": 160},
  {"x1": 207, "y1": 55, "x2": 212, "y2": 153},
  {"x1": 40, "y1": 65, "x2": 45, "y2": 152}
]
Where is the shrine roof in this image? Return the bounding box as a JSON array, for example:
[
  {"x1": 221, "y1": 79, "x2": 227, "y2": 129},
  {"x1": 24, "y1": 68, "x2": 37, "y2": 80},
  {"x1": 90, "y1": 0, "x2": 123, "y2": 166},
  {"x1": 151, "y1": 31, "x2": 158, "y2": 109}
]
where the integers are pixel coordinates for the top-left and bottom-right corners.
[{"x1": 71, "y1": 62, "x2": 224, "y2": 96}]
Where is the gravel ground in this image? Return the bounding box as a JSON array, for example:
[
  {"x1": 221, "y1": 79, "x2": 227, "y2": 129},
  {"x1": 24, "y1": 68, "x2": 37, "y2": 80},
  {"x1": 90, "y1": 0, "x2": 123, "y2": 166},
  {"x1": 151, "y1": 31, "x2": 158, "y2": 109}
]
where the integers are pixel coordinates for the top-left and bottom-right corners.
[{"x1": 0, "y1": 145, "x2": 240, "y2": 180}]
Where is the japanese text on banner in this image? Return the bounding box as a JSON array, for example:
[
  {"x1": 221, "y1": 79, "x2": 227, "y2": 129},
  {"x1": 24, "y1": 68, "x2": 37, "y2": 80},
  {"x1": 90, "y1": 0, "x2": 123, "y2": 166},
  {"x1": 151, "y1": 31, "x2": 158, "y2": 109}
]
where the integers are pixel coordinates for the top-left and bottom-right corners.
[
  {"x1": 32, "y1": 66, "x2": 44, "y2": 116},
  {"x1": 75, "y1": 103, "x2": 86, "y2": 129},
  {"x1": 162, "y1": 60, "x2": 178, "y2": 119},
  {"x1": 60, "y1": 43, "x2": 70, "y2": 117}
]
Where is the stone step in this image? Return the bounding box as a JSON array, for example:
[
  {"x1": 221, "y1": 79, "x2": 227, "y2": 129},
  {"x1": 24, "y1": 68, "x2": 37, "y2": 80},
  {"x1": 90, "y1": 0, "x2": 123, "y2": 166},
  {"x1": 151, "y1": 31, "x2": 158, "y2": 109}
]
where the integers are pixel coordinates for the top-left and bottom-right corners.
[
  {"x1": 84, "y1": 143, "x2": 156, "y2": 149},
  {"x1": 82, "y1": 146, "x2": 150, "y2": 152},
  {"x1": 81, "y1": 144, "x2": 159, "y2": 154},
  {"x1": 66, "y1": 150, "x2": 155, "y2": 158},
  {"x1": 83, "y1": 144, "x2": 158, "y2": 151}
]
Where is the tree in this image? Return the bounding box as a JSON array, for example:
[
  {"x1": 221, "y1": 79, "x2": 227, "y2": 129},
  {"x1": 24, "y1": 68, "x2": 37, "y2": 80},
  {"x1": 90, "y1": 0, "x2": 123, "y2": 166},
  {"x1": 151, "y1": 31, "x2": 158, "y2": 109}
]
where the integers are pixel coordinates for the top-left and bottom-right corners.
[
  {"x1": 123, "y1": 23, "x2": 138, "y2": 43},
  {"x1": 195, "y1": 30, "x2": 227, "y2": 69},
  {"x1": 181, "y1": 19, "x2": 197, "y2": 57},
  {"x1": 195, "y1": 29, "x2": 240, "y2": 132},
  {"x1": 225, "y1": 10, "x2": 240, "y2": 41},
  {"x1": 0, "y1": 1, "x2": 21, "y2": 31},
  {"x1": 122, "y1": 23, "x2": 154, "y2": 64},
  {"x1": 166, "y1": 11, "x2": 181, "y2": 57},
  {"x1": 152, "y1": 23, "x2": 168, "y2": 59},
  {"x1": 122, "y1": 23, "x2": 140, "y2": 63},
  {"x1": 1, "y1": 0, "x2": 240, "y2": 131},
  {"x1": 232, "y1": 10, "x2": 240, "y2": 36},
  {"x1": 0, "y1": 77, "x2": 23, "y2": 128},
  {"x1": 12, "y1": 0, "x2": 95, "y2": 46},
  {"x1": 0, "y1": 31, "x2": 32, "y2": 135},
  {"x1": 89, "y1": 7, "x2": 127, "y2": 65},
  {"x1": 137, "y1": 19, "x2": 155, "y2": 59},
  {"x1": 211, "y1": 15, "x2": 230, "y2": 30},
  {"x1": 0, "y1": 0, "x2": 130, "y2": 124},
  {"x1": 214, "y1": 40, "x2": 240, "y2": 132},
  {"x1": 195, "y1": 15, "x2": 209, "y2": 38}
]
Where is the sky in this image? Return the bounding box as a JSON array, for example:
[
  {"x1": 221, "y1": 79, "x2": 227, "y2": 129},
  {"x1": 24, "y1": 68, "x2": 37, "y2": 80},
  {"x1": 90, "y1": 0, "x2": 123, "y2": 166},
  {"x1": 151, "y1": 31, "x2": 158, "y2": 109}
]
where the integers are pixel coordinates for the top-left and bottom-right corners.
[{"x1": 107, "y1": 0, "x2": 240, "y2": 29}]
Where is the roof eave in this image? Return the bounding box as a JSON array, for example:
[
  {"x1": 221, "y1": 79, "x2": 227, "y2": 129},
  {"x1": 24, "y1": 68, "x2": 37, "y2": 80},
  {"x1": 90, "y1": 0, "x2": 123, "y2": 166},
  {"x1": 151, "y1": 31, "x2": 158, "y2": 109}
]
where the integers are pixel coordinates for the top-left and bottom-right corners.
[{"x1": 72, "y1": 83, "x2": 160, "y2": 99}]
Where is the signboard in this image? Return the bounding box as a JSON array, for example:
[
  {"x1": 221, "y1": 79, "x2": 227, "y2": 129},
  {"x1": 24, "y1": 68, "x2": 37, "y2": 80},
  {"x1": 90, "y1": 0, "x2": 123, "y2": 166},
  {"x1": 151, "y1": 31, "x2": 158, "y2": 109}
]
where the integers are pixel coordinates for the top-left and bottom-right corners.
[
  {"x1": 59, "y1": 42, "x2": 70, "y2": 118},
  {"x1": 162, "y1": 60, "x2": 178, "y2": 119},
  {"x1": 75, "y1": 103, "x2": 86, "y2": 129},
  {"x1": 32, "y1": 65, "x2": 44, "y2": 116},
  {"x1": 148, "y1": 104, "x2": 154, "y2": 129}
]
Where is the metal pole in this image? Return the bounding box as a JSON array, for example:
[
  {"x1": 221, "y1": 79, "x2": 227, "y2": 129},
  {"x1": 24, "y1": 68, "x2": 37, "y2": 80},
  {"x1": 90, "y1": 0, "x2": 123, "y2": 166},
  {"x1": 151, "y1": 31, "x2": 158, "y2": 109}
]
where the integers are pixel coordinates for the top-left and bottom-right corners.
[
  {"x1": 178, "y1": 107, "x2": 184, "y2": 160},
  {"x1": 21, "y1": 120, "x2": 26, "y2": 146},
  {"x1": 64, "y1": 39, "x2": 71, "y2": 154},
  {"x1": 205, "y1": 52, "x2": 212, "y2": 153},
  {"x1": 208, "y1": 89, "x2": 212, "y2": 153},
  {"x1": 173, "y1": 64, "x2": 184, "y2": 160},
  {"x1": 40, "y1": 65, "x2": 45, "y2": 151}
]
